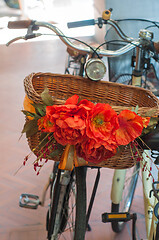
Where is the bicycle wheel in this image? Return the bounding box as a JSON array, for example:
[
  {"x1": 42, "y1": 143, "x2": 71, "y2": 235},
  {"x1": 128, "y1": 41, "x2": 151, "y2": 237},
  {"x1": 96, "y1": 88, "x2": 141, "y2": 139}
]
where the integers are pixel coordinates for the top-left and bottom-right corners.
[
  {"x1": 64, "y1": 52, "x2": 85, "y2": 77},
  {"x1": 111, "y1": 73, "x2": 132, "y2": 85},
  {"x1": 47, "y1": 164, "x2": 86, "y2": 240},
  {"x1": 111, "y1": 163, "x2": 140, "y2": 233}
]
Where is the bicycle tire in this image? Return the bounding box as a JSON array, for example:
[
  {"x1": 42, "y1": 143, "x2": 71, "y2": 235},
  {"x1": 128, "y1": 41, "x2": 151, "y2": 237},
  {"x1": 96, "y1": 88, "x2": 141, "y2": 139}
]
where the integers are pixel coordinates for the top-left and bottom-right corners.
[
  {"x1": 111, "y1": 163, "x2": 140, "y2": 233},
  {"x1": 111, "y1": 73, "x2": 132, "y2": 85},
  {"x1": 47, "y1": 164, "x2": 86, "y2": 240}
]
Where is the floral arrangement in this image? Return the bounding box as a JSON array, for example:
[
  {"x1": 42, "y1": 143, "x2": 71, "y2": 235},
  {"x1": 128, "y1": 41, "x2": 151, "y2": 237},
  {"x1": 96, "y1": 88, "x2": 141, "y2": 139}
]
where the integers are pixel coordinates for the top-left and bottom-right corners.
[{"x1": 22, "y1": 88, "x2": 156, "y2": 175}]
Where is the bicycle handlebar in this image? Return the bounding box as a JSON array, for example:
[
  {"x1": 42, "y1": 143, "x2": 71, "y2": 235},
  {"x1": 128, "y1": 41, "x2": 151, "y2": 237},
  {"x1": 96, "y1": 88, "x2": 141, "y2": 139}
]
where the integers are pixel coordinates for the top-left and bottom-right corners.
[
  {"x1": 8, "y1": 20, "x2": 33, "y2": 29},
  {"x1": 36, "y1": 21, "x2": 140, "y2": 57},
  {"x1": 67, "y1": 19, "x2": 95, "y2": 28},
  {"x1": 67, "y1": 9, "x2": 113, "y2": 29},
  {"x1": 7, "y1": 19, "x2": 140, "y2": 57},
  {"x1": 6, "y1": 18, "x2": 159, "y2": 60}
]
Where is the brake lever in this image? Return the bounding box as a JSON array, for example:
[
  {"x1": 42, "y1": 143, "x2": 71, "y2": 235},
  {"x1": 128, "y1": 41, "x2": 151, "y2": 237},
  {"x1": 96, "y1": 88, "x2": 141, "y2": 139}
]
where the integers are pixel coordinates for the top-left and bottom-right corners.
[
  {"x1": 6, "y1": 33, "x2": 42, "y2": 46},
  {"x1": 149, "y1": 51, "x2": 159, "y2": 62},
  {"x1": 145, "y1": 40, "x2": 159, "y2": 62}
]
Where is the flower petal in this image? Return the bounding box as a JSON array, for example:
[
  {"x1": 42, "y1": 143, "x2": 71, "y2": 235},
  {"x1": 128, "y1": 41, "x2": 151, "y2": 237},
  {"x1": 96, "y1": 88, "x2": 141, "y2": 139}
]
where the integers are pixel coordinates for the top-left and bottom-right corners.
[
  {"x1": 115, "y1": 110, "x2": 144, "y2": 145},
  {"x1": 65, "y1": 94, "x2": 79, "y2": 105}
]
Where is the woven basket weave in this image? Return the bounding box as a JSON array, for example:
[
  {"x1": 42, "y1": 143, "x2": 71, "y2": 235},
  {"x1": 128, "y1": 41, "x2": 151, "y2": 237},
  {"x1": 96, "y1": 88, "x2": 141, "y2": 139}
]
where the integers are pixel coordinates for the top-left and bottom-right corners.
[{"x1": 24, "y1": 72, "x2": 159, "y2": 169}]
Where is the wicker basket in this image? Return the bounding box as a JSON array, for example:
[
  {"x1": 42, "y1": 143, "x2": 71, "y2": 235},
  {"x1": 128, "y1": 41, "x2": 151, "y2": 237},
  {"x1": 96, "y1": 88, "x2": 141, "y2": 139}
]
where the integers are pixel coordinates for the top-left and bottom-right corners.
[{"x1": 24, "y1": 72, "x2": 159, "y2": 169}]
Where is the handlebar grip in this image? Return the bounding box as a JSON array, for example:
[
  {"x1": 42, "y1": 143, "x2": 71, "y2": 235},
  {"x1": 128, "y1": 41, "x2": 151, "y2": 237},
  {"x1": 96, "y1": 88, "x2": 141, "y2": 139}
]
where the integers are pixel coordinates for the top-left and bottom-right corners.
[
  {"x1": 154, "y1": 42, "x2": 159, "y2": 54},
  {"x1": 67, "y1": 19, "x2": 95, "y2": 28},
  {"x1": 8, "y1": 20, "x2": 32, "y2": 29}
]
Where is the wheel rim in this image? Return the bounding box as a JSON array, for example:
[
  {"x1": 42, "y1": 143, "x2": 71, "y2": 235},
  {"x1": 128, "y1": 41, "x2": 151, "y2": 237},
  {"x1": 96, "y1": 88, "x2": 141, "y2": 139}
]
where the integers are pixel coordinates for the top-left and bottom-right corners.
[
  {"x1": 49, "y1": 171, "x2": 76, "y2": 240},
  {"x1": 119, "y1": 164, "x2": 139, "y2": 213}
]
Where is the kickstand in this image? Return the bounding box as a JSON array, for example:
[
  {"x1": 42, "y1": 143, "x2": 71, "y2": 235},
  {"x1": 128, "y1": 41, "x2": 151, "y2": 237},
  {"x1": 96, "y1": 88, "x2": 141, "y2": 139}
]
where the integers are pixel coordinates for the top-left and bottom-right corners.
[
  {"x1": 86, "y1": 168, "x2": 101, "y2": 231},
  {"x1": 131, "y1": 213, "x2": 137, "y2": 240}
]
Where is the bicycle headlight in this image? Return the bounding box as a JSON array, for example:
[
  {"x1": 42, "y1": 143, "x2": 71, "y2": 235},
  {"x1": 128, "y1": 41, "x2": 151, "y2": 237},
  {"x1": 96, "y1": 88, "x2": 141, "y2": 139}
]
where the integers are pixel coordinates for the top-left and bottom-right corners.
[{"x1": 85, "y1": 58, "x2": 106, "y2": 81}]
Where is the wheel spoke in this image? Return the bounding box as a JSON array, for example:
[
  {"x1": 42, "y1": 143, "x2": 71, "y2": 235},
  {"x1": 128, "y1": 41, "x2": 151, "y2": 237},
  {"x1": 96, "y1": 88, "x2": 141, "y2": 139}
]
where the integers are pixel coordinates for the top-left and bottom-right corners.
[{"x1": 47, "y1": 166, "x2": 86, "y2": 240}]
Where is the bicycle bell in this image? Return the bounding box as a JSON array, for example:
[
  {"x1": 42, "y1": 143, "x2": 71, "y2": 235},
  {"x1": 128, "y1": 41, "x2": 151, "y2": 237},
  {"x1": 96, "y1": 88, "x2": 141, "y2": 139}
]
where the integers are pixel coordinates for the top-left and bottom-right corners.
[
  {"x1": 85, "y1": 58, "x2": 106, "y2": 81},
  {"x1": 139, "y1": 29, "x2": 153, "y2": 41}
]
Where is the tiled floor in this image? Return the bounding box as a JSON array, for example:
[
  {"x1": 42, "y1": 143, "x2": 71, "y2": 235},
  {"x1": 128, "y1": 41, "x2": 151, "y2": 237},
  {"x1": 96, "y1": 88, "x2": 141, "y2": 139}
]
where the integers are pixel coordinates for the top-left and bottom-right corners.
[
  {"x1": 0, "y1": 30, "x2": 148, "y2": 240},
  {"x1": 0, "y1": 1, "x2": 147, "y2": 240}
]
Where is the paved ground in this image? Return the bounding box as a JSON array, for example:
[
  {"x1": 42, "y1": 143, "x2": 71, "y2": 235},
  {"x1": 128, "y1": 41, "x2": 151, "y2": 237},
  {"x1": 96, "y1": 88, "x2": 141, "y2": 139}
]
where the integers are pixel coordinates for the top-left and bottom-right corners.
[{"x1": 0, "y1": 1, "x2": 148, "y2": 239}]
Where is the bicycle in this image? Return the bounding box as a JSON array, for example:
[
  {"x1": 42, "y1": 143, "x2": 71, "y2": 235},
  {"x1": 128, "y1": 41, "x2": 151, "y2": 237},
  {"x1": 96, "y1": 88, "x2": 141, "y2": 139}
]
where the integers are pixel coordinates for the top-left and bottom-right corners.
[{"x1": 7, "y1": 9, "x2": 159, "y2": 240}]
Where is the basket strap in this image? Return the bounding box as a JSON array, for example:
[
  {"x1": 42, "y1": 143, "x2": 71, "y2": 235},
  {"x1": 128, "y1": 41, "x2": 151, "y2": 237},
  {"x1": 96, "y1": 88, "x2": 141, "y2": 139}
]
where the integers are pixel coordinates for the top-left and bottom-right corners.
[{"x1": 58, "y1": 144, "x2": 88, "y2": 170}]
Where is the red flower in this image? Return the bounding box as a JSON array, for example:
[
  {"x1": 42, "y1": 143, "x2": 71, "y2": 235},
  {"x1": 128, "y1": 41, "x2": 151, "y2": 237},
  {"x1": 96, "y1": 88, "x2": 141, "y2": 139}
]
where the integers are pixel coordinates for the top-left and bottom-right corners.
[
  {"x1": 115, "y1": 110, "x2": 145, "y2": 145},
  {"x1": 45, "y1": 95, "x2": 94, "y2": 145},
  {"x1": 38, "y1": 115, "x2": 55, "y2": 132},
  {"x1": 86, "y1": 103, "x2": 119, "y2": 150},
  {"x1": 76, "y1": 138, "x2": 116, "y2": 164}
]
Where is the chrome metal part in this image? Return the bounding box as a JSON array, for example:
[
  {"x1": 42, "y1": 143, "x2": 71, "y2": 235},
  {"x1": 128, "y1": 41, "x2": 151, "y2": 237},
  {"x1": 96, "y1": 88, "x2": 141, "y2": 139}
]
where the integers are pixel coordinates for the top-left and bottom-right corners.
[
  {"x1": 19, "y1": 194, "x2": 40, "y2": 209},
  {"x1": 34, "y1": 21, "x2": 139, "y2": 57},
  {"x1": 139, "y1": 29, "x2": 153, "y2": 41},
  {"x1": 85, "y1": 58, "x2": 106, "y2": 80}
]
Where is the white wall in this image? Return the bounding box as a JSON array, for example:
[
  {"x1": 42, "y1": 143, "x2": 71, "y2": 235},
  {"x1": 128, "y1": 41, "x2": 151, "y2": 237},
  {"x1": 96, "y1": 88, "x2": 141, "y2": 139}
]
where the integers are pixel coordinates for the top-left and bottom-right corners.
[
  {"x1": 94, "y1": 0, "x2": 159, "y2": 41},
  {"x1": 106, "y1": 0, "x2": 159, "y2": 21}
]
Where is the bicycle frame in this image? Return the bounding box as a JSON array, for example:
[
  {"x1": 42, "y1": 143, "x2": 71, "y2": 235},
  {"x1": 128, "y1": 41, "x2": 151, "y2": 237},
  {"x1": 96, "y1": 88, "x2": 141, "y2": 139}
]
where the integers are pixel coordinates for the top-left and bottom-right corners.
[
  {"x1": 133, "y1": 48, "x2": 159, "y2": 240},
  {"x1": 110, "y1": 44, "x2": 159, "y2": 239},
  {"x1": 141, "y1": 152, "x2": 159, "y2": 239},
  {"x1": 111, "y1": 142, "x2": 158, "y2": 239},
  {"x1": 7, "y1": 13, "x2": 159, "y2": 239}
]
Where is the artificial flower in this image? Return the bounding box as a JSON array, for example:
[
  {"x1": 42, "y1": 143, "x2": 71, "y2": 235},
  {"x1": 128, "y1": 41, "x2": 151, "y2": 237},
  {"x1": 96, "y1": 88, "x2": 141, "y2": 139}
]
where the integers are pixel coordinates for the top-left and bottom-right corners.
[
  {"x1": 38, "y1": 115, "x2": 55, "y2": 132},
  {"x1": 44, "y1": 95, "x2": 94, "y2": 145},
  {"x1": 23, "y1": 92, "x2": 154, "y2": 172},
  {"x1": 76, "y1": 138, "x2": 116, "y2": 164},
  {"x1": 86, "y1": 103, "x2": 119, "y2": 150},
  {"x1": 115, "y1": 110, "x2": 147, "y2": 145}
]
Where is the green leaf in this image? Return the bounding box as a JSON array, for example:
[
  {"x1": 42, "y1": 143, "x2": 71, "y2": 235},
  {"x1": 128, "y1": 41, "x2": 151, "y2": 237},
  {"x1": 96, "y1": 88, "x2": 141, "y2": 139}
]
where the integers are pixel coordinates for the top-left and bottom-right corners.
[
  {"x1": 21, "y1": 119, "x2": 39, "y2": 137},
  {"x1": 132, "y1": 105, "x2": 139, "y2": 114},
  {"x1": 21, "y1": 110, "x2": 40, "y2": 121},
  {"x1": 40, "y1": 88, "x2": 54, "y2": 106},
  {"x1": 21, "y1": 110, "x2": 37, "y2": 118},
  {"x1": 134, "y1": 105, "x2": 139, "y2": 114},
  {"x1": 32, "y1": 103, "x2": 46, "y2": 117}
]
